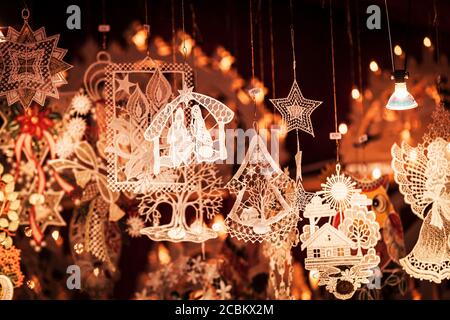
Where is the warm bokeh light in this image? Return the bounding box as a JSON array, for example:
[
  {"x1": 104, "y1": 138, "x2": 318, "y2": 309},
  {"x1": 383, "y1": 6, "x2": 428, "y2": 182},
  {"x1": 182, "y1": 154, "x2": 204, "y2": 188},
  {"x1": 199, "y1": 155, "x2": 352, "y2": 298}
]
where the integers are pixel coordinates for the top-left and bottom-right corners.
[
  {"x1": 394, "y1": 45, "x2": 403, "y2": 56},
  {"x1": 423, "y1": 36, "x2": 432, "y2": 48},
  {"x1": 338, "y1": 123, "x2": 348, "y2": 135},
  {"x1": 154, "y1": 37, "x2": 171, "y2": 56},
  {"x1": 401, "y1": 129, "x2": 411, "y2": 141},
  {"x1": 51, "y1": 230, "x2": 60, "y2": 241},
  {"x1": 158, "y1": 244, "x2": 171, "y2": 265},
  {"x1": 371, "y1": 167, "x2": 382, "y2": 179},
  {"x1": 308, "y1": 270, "x2": 319, "y2": 290},
  {"x1": 179, "y1": 35, "x2": 194, "y2": 56},
  {"x1": 369, "y1": 60, "x2": 379, "y2": 72},
  {"x1": 132, "y1": 29, "x2": 148, "y2": 52},
  {"x1": 351, "y1": 88, "x2": 360, "y2": 100}
]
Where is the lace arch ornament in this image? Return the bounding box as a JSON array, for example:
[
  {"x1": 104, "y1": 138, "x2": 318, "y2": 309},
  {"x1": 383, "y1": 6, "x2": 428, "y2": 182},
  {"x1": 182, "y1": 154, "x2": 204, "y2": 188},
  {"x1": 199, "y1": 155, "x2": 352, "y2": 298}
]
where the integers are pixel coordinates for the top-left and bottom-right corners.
[
  {"x1": 391, "y1": 137, "x2": 450, "y2": 283},
  {"x1": 300, "y1": 193, "x2": 381, "y2": 300},
  {"x1": 224, "y1": 134, "x2": 298, "y2": 245},
  {"x1": 138, "y1": 164, "x2": 223, "y2": 243},
  {"x1": 144, "y1": 86, "x2": 234, "y2": 174},
  {"x1": 105, "y1": 57, "x2": 193, "y2": 193},
  {"x1": 0, "y1": 9, "x2": 72, "y2": 108}
]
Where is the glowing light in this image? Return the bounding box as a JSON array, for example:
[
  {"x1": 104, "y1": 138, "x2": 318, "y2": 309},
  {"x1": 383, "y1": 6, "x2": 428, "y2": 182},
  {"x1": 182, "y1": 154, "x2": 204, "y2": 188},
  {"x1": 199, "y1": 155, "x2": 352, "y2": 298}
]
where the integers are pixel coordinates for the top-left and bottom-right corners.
[
  {"x1": 132, "y1": 29, "x2": 148, "y2": 52},
  {"x1": 401, "y1": 129, "x2": 411, "y2": 140},
  {"x1": 309, "y1": 270, "x2": 319, "y2": 290},
  {"x1": 27, "y1": 280, "x2": 35, "y2": 290},
  {"x1": 338, "y1": 123, "x2": 348, "y2": 135},
  {"x1": 73, "y1": 243, "x2": 84, "y2": 254},
  {"x1": 155, "y1": 37, "x2": 171, "y2": 56},
  {"x1": 369, "y1": 60, "x2": 379, "y2": 72},
  {"x1": 179, "y1": 36, "x2": 194, "y2": 56},
  {"x1": 423, "y1": 37, "x2": 432, "y2": 48},
  {"x1": 24, "y1": 227, "x2": 32, "y2": 237},
  {"x1": 158, "y1": 244, "x2": 171, "y2": 265},
  {"x1": 351, "y1": 88, "x2": 360, "y2": 100},
  {"x1": 386, "y1": 82, "x2": 418, "y2": 110},
  {"x1": 394, "y1": 45, "x2": 403, "y2": 56},
  {"x1": 93, "y1": 267, "x2": 100, "y2": 277},
  {"x1": 51, "y1": 230, "x2": 60, "y2": 241},
  {"x1": 371, "y1": 167, "x2": 382, "y2": 179}
]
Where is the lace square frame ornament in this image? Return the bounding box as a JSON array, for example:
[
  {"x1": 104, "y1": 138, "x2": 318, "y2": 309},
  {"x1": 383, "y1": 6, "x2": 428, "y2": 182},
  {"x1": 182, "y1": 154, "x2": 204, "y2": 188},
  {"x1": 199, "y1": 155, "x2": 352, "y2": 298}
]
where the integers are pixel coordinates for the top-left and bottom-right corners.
[{"x1": 104, "y1": 57, "x2": 193, "y2": 193}]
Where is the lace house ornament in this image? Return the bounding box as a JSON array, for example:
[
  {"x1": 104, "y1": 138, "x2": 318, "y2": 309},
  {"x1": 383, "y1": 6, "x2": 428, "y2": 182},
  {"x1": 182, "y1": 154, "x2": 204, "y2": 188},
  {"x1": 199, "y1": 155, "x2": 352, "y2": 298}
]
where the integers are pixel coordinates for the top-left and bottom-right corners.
[
  {"x1": 0, "y1": 9, "x2": 72, "y2": 108},
  {"x1": 391, "y1": 137, "x2": 450, "y2": 283},
  {"x1": 144, "y1": 86, "x2": 234, "y2": 174},
  {"x1": 225, "y1": 134, "x2": 298, "y2": 244},
  {"x1": 300, "y1": 193, "x2": 381, "y2": 300},
  {"x1": 105, "y1": 57, "x2": 193, "y2": 193},
  {"x1": 138, "y1": 164, "x2": 223, "y2": 243}
]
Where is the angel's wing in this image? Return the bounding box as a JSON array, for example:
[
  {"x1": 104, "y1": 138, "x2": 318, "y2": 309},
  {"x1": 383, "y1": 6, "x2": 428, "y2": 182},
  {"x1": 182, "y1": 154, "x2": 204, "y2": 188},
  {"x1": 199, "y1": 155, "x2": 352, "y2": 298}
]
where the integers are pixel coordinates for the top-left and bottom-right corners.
[{"x1": 391, "y1": 141, "x2": 430, "y2": 219}]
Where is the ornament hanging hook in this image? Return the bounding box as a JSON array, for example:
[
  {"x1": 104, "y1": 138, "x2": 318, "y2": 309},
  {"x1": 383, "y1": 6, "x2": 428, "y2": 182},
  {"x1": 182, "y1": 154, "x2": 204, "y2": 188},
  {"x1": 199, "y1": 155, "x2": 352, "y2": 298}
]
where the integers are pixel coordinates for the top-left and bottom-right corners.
[{"x1": 22, "y1": 8, "x2": 30, "y2": 21}]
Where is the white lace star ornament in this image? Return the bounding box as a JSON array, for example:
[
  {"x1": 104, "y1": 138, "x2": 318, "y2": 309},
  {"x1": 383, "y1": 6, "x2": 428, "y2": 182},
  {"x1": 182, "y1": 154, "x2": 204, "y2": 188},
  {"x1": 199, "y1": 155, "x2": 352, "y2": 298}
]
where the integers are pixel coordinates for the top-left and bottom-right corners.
[{"x1": 270, "y1": 80, "x2": 322, "y2": 136}]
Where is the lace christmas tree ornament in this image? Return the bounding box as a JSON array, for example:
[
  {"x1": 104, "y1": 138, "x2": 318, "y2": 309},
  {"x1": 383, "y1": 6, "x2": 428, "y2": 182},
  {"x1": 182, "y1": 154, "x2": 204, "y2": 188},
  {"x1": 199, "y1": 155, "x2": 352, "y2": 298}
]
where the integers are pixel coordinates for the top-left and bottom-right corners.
[
  {"x1": 144, "y1": 86, "x2": 234, "y2": 174},
  {"x1": 391, "y1": 137, "x2": 450, "y2": 283},
  {"x1": 225, "y1": 134, "x2": 298, "y2": 245},
  {"x1": 0, "y1": 9, "x2": 72, "y2": 108},
  {"x1": 105, "y1": 57, "x2": 194, "y2": 193}
]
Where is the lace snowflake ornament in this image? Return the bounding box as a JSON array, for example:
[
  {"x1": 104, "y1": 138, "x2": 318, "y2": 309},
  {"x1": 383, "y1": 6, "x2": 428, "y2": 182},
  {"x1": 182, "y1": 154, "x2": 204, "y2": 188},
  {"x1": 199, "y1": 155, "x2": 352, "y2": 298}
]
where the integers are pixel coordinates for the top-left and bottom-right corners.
[
  {"x1": 269, "y1": 80, "x2": 322, "y2": 136},
  {"x1": 391, "y1": 137, "x2": 450, "y2": 283},
  {"x1": 300, "y1": 193, "x2": 381, "y2": 300},
  {"x1": 105, "y1": 57, "x2": 194, "y2": 193},
  {"x1": 0, "y1": 10, "x2": 72, "y2": 108},
  {"x1": 225, "y1": 134, "x2": 298, "y2": 245},
  {"x1": 144, "y1": 85, "x2": 234, "y2": 174}
]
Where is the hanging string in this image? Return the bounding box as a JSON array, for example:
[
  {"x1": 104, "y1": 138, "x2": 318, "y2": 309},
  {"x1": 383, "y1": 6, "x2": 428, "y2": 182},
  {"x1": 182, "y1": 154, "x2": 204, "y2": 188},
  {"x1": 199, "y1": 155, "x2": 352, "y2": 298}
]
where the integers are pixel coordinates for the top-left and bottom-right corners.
[
  {"x1": 144, "y1": 0, "x2": 150, "y2": 56},
  {"x1": 101, "y1": 0, "x2": 107, "y2": 50},
  {"x1": 181, "y1": 0, "x2": 188, "y2": 64},
  {"x1": 345, "y1": 0, "x2": 355, "y2": 89},
  {"x1": 433, "y1": 0, "x2": 440, "y2": 63},
  {"x1": 384, "y1": 0, "x2": 395, "y2": 73},
  {"x1": 329, "y1": 0, "x2": 339, "y2": 164},
  {"x1": 403, "y1": 0, "x2": 411, "y2": 71},
  {"x1": 257, "y1": 0, "x2": 265, "y2": 86},
  {"x1": 190, "y1": 1, "x2": 198, "y2": 88},
  {"x1": 249, "y1": 0, "x2": 258, "y2": 129},
  {"x1": 289, "y1": 0, "x2": 297, "y2": 80},
  {"x1": 355, "y1": 0, "x2": 363, "y2": 104},
  {"x1": 170, "y1": 0, "x2": 177, "y2": 89},
  {"x1": 269, "y1": 0, "x2": 276, "y2": 100}
]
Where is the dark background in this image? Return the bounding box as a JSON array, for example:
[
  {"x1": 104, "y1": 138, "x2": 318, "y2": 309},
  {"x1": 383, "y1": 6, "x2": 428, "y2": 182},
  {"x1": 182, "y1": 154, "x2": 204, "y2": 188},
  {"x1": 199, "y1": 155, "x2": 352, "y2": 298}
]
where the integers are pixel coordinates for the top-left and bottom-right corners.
[
  {"x1": 1, "y1": 0, "x2": 449, "y2": 167},
  {"x1": 2, "y1": 0, "x2": 449, "y2": 299}
]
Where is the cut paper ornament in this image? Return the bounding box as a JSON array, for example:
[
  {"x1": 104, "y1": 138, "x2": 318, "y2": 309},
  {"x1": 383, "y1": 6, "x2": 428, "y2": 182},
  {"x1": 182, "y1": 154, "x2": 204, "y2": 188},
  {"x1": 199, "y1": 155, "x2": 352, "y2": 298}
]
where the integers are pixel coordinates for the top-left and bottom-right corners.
[
  {"x1": 225, "y1": 134, "x2": 298, "y2": 245},
  {"x1": 105, "y1": 57, "x2": 193, "y2": 193},
  {"x1": 138, "y1": 164, "x2": 222, "y2": 243},
  {"x1": 144, "y1": 86, "x2": 234, "y2": 174},
  {"x1": 391, "y1": 137, "x2": 450, "y2": 283},
  {"x1": 0, "y1": 9, "x2": 72, "y2": 108},
  {"x1": 300, "y1": 193, "x2": 381, "y2": 300}
]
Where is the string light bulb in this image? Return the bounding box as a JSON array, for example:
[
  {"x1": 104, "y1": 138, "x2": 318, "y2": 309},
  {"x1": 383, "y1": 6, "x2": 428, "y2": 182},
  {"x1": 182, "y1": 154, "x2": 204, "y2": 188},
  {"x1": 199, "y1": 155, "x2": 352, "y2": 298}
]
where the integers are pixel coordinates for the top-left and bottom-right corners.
[
  {"x1": 423, "y1": 36, "x2": 432, "y2": 48},
  {"x1": 394, "y1": 45, "x2": 403, "y2": 56},
  {"x1": 386, "y1": 70, "x2": 418, "y2": 110},
  {"x1": 338, "y1": 123, "x2": 348, "y2": 135},
  {"x1": 351, "y1": 88, "x2": 360, "y2": 100},
  {"x1": 369, "y1": 60, "x2": 379, "y2": 72}
]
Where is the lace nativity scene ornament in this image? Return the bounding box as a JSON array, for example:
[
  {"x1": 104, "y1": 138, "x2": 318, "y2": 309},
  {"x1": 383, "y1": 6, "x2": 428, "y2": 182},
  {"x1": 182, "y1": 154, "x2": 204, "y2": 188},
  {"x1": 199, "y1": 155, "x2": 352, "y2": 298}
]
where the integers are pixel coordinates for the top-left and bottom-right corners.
[
  {"x1": 138, "y1": 164, "x2": 223, "y2": 243},
  {"x1": 224, "y1": 134, "x2": 298, "y2": 245},
  {"x1": 105, "y1": 57, "x2": 193, "y2": 193},
  {"x1": 300, "y1": 193, "x2": 381, "y2": 300},
  {"x1": 391, "y1": 137, "x2": 450, "y2": 283},
  {"x1": 144, "y1": 86, "x2": 234, "y2": 174},
  {"x1": 0, "y1": 9, "x2": 72, "y2": 108}
]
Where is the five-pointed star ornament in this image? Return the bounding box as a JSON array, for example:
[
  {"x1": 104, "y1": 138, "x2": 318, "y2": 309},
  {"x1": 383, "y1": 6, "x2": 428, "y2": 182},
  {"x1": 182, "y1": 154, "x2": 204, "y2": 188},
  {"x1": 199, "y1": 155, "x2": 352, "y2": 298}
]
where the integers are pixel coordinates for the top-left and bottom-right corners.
[
  {"x1": 0, "y1": 17, "x2": 72, "y2": 108},
  {"x1": 20, "y1": 189, "x2": 66, "y2": 233},
  {"x1": 115, "y1": 74, "x2": 135, "y2": 95},
  {"x1": 269, "y1": 80, "x2": 322, "y2": 137}
]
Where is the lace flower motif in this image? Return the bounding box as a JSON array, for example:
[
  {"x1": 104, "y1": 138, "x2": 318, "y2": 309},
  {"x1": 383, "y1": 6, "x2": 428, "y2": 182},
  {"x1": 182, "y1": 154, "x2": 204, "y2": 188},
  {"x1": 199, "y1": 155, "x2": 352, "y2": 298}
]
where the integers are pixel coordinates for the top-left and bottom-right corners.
[
  {"x1": 70, "y1": 93, "x2": 92, "y2": 115},
  {"x1": 67, "y1": 118, "x2": 87, "y2": 141}
]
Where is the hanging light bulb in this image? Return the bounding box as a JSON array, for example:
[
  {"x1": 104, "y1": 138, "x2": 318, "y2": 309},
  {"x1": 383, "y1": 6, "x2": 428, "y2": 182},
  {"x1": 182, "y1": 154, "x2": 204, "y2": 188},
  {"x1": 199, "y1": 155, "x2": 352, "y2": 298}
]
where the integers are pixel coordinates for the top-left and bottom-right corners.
[{"x1": 386, "y1": 70, "x2": 418, "y2": 110}]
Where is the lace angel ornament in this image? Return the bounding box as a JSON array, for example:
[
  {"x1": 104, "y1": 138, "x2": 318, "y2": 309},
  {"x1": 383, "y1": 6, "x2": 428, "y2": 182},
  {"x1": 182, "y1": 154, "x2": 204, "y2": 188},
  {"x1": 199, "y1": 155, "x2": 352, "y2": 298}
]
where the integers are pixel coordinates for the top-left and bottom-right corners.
[{"x1": 391, "y1": 137, "x2": 450, "y2": 283}]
